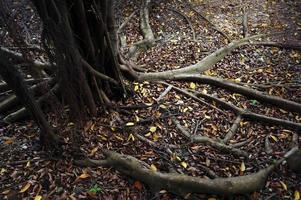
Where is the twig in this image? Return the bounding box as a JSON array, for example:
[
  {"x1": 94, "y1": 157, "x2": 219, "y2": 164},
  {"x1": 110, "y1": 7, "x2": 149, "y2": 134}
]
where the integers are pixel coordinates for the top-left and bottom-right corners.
[
  {"x1": 118, "y1": 10, "x2": 137, "y2": 33},
  {"x1": 156, "y1": 85, "x2": 173, "y2": 102}
]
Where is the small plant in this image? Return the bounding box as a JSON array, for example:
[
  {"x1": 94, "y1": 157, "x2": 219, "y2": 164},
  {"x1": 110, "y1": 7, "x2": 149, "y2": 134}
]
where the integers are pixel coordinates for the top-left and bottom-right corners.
[{"x1": 89, "y1": 184, "x2": 102, "y2": 193}]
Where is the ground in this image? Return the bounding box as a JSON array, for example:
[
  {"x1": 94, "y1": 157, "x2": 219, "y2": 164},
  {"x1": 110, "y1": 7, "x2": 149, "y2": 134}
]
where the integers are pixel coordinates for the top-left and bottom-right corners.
[{"x1": 0, "y1": 0, "x2": 300, "y2": 199}]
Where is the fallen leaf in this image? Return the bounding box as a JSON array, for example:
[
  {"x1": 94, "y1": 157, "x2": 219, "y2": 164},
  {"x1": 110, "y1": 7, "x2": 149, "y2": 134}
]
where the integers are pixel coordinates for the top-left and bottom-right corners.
[
  {"x1": 208, "y1": 198, "x2": 217, "y2": 200},
  {"x1": 270, "y1": 135, "x2": 278, "y2": 142},
  {"x1": 19, "y1": 182, "x2": 31, "y2": 193},
  {"x1": 133, "y1": 181, "x2": 143, "y2": 190},
  {"x1": 34, "y1": 195, "x2": 42, "y2": 200},
  {"x1": 280, "y1": 181, "x2": 287, "y2": 191},
  {"x1": 150, "y1": 164, "x2": 157, "y2": 172},
  {"x1": 149, "y1": 126, "x2": 157, "y2": 133},
  {"x1": 89, "y1": 147, "x2": 98, "y2": 156},
  {"x1": 295, "y1": 190, "x2": 300, "y2": 200},
  {"x1": 126, "y1": 122, "x2": 135, "y2": 126},
  {"x1": 240, "y1": 161, "x2": 246, "y2": 172},
  {"x1": 2, "y1": 190, "x2": 10, "y2": 195},
  {"x1": 181, "y1": 162, "x2": 188, "y2": 169},
  {"x1": 79, "y1": 173, "x2": 90, "y2": 179},
  {"x1": 190, "y1": 82, "x2": 196, "y2": 89},
  {"x1": 128, "y1": 133, "x2": 135, "y2": 141}
]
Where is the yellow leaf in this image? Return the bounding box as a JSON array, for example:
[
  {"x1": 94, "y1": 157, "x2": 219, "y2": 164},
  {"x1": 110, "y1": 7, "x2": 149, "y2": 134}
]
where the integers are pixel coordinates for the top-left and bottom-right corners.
[
  {"x1": 149, "y1": 126, "x2": 157, "y2": 133},
  {"x1": 34, "y1": 195, "x2": 42, "y2": 200},
  {"x1": 240, "y1": 161, "x2": 246, "y2": 172},
  {"x1": 25, "y1": 161, "x2": 31, "y2": 168},
  {"x1": 270, "y1": 135, "x2": 278, "y2": 142},
  {"x1": 184, "y1": 193, "x2": 191, "y2": 199},
  {"x1": 294, "y1": 190, "x2": 300, "y2": 200},
  {"x1": 190, "y1": 82, "x2": 196, "y2": 89},
  {"x1": 111, "y1": 127, "x2": 116, "y2": 131},
  {"x1": 115, "y1": 135, "x2": 124, "y2": 141},
  {"x1": 280, "y1": 181, "x2": 287, "y2": 191},
  {"x1": 153, "y1": 133, "x2": 159, "y2": 142},
  {"x1": 79, "y1": 173, "x2": 90, "y2": 179},
  {"x1": 145, "y1": 132, "x2": 152, "y2": 137},
  {"x1": 0, "y1": 168, "x2": 7, "y2": 175},
  {"x1": 128, "y1": 133, "x2": 135, "y2": 141},
  {"x1": 180, "y1": 162, "x2": 188, "y2": 169},
  {"x1": 135, "y1": 115, "x2": 140, "y2": 122},
  {"x1": 126, "y1": 122, "x2": 135, "y2": 126},
  {"x1": 19, "y1": 182, "x2": 31, "y2": 193},
  {"x1": 176, "y1": 156, "x2": 182, "y2": 162},
  {"x1": 134, "y1": 85, "x2": 139, "y2": 91},
  {"x1": 89, "y1": 147, "x2": 98, "y2": 156},
  {"x1": 150, "y1": 164, "x2": 157, "y2": 172},
  {"x1": 159, "y1": 105, "x2": 167, "y2": 109}
]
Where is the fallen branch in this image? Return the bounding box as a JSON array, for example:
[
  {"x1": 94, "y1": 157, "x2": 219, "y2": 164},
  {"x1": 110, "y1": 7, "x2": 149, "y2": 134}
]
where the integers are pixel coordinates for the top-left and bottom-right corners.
[{"x1": 75, "y1": 147, "x2": 298, "y2": 196}]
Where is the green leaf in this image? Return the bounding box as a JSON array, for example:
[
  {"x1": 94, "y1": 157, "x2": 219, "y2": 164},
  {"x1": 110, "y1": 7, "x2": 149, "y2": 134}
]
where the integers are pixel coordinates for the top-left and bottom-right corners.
[
  {"x1": 89, "y1": 184, "x2": 102, "y2": 193},
  {"x1": 250, "y1": 100, "x2": 258, "y2": 106}
]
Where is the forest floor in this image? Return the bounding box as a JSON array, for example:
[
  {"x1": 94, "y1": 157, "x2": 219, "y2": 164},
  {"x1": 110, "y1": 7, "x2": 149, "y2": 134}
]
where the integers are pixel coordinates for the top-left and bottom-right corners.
[{"x1": 0, "y1": 0, "x2": 301, "y2": 199}]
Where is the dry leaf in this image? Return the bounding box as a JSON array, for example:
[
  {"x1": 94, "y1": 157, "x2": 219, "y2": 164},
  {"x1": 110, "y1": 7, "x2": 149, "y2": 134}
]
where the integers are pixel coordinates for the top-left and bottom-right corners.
[
  {"x1": 240, "y1": 161, "x2": 246, "y2": 172},
  {"x1": 133, "y1": 181, "x2": 143, "y2": 190},
  {"x1": 34, "y1": 195, "x2": 42, "y2": 200},
  {"x1": 149, "y1": 126, "x2": 157, "y2": 133},
  {"x1": 208, "y1": 198, "x2": 217, "y2": 200},
  {"x1": 2, "y1": 190, "x2": 10, "y2": 195},
  {"x1": 150, "y1": 164, "x2": 157, "y2": 172},
  {"x1": 79, "y1": 173, "x2": 90, "y2": 179},
  {"x1": 270, "y1": 135, "x2": 278, "y2": 142},
  {"x1": 128, "y1": 133, "x2": 135, "y2": 141},
  {"x1": 89, "y1": 147, "x2": 98, "y2": 156},
  {"x1": 190, "y1": 82, "x2": 196, "y2": 89},
  {"x1": 280, "y1": 181, "x2": 287, "y2": 191},
  {"x1": 19, "y1": 182, "x2": 31, "y2": 193},
  {"x1": 181, "y1": 162, "x2": 188, "y2": 169},
  {"x1": 126, "y1": 122, "x2": 135, "y2": 126},
  {"x1": 295, "y1": 190, "x2": 300, "y2": 200}
]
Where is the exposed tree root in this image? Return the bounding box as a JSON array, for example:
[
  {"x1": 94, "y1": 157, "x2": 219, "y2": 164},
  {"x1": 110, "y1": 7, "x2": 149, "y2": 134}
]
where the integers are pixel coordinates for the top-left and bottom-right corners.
[
  {"x1": 170, "y1": 113, "x2": 249, "y2": 157},
  {"x1": 223, "y1": 115, "x2": 242, "y2": 144},
  {"x1": 193, "y1": 90, "x2": 301, "y2": 130},
  {"x1": 253, "y1": 41, "x2": 301, "y2": 51},
  {"x1": 0, "y1": 46, "x2": 52, "y2": 70},
  {"x1": 75, "y1": 148, "x2": 298, "y2": 196},
  {"x1": 136, "y1": 34, "x2": 267, "y2": 81},
  {"x1": 173, "y1": 74, "x2": 301, "y2": 114},
  {"x1": 4, "y1": 84, "x2": 59, "y2": 123},
  {"x1": 186, "y1": 1, "x2": 232, "y2": 42},
  {"x1": 167, "y1": 7, "x2": 196, "y2": 41}
]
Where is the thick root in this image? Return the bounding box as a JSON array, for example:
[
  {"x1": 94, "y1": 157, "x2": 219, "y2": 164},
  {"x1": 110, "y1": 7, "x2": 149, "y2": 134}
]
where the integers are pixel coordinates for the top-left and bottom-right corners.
[{"x1": 75, "y1": 150, "x2": 292, "y2": 196}]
